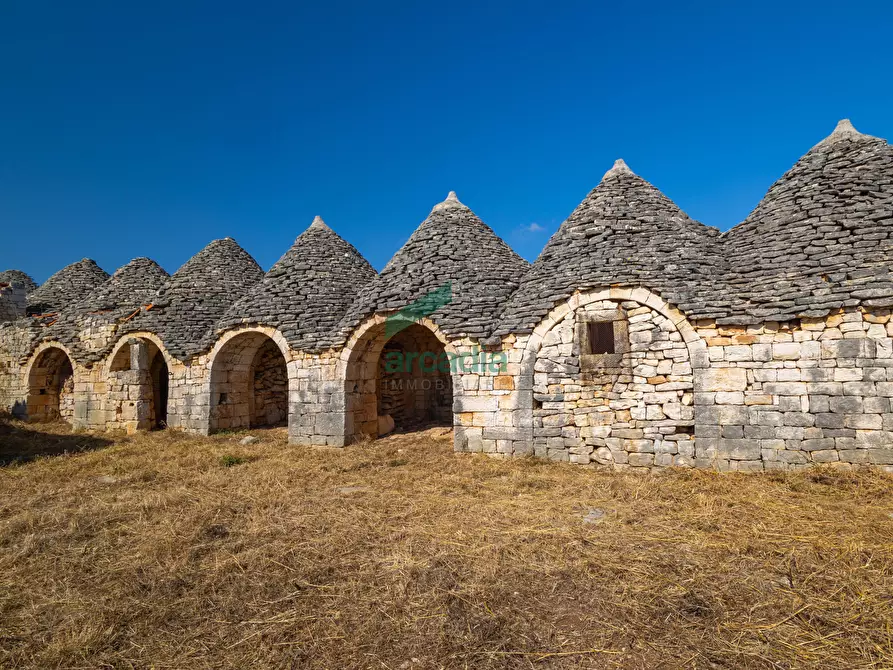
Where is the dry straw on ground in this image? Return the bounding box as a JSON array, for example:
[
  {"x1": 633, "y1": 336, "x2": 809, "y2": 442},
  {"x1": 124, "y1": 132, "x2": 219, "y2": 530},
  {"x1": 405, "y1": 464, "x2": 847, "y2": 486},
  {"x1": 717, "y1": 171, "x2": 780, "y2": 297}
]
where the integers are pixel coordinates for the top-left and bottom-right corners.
[{"x1": 1, "y1": 417, "x2": 893, "y2": 669}]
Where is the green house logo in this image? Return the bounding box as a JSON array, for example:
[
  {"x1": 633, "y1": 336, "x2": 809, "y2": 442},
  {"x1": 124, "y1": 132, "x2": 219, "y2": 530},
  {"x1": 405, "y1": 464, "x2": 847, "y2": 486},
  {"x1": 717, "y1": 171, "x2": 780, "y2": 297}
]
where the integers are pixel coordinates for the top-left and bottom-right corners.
[{"x1": 384, "y1": 281, "x2": 452, "y2": 339}]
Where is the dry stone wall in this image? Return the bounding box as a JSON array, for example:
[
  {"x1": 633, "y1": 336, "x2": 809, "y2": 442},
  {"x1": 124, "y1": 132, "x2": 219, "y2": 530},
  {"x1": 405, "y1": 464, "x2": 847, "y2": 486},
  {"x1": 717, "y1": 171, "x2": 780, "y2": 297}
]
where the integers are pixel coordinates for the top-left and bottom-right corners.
[
  {"x1": 286, "y1": 350, "x2": 343, "y2": 446},
  {"x1": 3, "y1": 287, "x2": 893, "y2": 473},
  {"x1": 250, "y1": 338, "x2": 289, "y2": 428},
  {"x1": 691, "y1": 309, "x2": 893, "y2": 470},
  {"x1": 528, "y1": 298, "x2": 695, "y2": 467}
]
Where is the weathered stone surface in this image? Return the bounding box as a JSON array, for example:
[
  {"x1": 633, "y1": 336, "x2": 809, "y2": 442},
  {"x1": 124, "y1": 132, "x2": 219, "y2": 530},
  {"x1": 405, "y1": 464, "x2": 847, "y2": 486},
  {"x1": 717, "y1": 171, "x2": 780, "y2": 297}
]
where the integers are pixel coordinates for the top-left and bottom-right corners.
[
  {"x1": 0, "y1": 270, "x2": 38, "y2": 294},
  {"x1": 493, "y1": 162, "x2": 726, "y2": 338},
  {"x1": 217, "y1": 218, "x2": 376, "y2": 353},
  {"x1": 123, "y1": 238, "x2": 264, "y2": 360},
  {"x1": 26, "y1": 259, "x2": 110, "y2": 314},
  {"x1": 700, "y1": 368, "x2": 748, "y2": 392},
  {"x1": 722, "y1": 120, "x2": 893, "y2": 325},
  {"x1": 337, "y1": 192, "x2": 529, "y2": 343}
]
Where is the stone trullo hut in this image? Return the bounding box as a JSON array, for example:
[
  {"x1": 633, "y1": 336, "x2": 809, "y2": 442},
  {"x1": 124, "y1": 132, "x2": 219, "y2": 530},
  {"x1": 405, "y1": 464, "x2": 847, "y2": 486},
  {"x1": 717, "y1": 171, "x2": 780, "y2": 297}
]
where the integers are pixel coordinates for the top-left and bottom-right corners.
[
  {"x1": 210, "y1": 217, "x2": 377, "y2": 437},
  {"x1": 1, "y1": 119, "x2": 892, "y2": 472},
  {"x1": 334, "y1": 191, "x2": 529, "y2": 441}
]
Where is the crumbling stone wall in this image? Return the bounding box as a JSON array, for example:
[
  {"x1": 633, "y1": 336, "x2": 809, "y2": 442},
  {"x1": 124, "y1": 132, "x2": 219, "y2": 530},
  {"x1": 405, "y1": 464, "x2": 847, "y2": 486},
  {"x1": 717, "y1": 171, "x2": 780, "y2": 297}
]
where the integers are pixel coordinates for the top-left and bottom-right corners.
[
  {"x1": 59, "y1": 373, "x2": 75, "y2": 422},
  {"x1": 286, "y1": 349, "x2": 342, "y2": 446},
  {"x1": 453, "y1": 288, "x2": 704, "y2": 463},
  {"x1": 250, "y1": 338, "x2": 288, "y2": 428},
  {"x1": 101, "y1": 337, "x2": 168, "y2": 433},
  {"x1": 209, "y1": 330, "x2": 289, "y2": 431},
  {"x1": 24, "y1": 344, "x2": 76, "y2": 423},
  {"x1": 3, "y1": 286, "x2": 892, "y2": 473},
  {"x1": 0, "y1": 321, "x2": 39, "y2": 415},
  {"x1": 0, "y1": 284, "x2": 27, "y2": 322}
]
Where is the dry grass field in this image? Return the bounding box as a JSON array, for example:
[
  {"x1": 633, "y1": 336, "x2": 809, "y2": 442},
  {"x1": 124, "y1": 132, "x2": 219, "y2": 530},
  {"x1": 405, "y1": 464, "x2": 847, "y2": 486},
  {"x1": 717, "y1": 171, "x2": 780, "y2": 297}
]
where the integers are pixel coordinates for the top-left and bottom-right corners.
[{"x1": 1, "y1": 417, "x2": 893, "y2": 669}]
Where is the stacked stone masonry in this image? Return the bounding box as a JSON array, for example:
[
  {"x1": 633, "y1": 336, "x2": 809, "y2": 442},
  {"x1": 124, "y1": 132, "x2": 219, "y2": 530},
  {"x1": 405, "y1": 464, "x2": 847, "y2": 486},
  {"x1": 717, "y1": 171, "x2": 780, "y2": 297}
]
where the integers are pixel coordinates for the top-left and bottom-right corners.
[{"x1": 2, "y1": 119, "x2": 893, "y2": 472}]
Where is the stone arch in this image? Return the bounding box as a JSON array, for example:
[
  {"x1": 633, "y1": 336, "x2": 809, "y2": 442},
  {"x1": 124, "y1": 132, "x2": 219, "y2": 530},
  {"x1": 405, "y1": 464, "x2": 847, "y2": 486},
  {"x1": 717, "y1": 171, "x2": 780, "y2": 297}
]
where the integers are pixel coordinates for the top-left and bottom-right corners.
[
  {"x1": 517, "y1": 287, "x2": 707, "y2": 467},
  {"x1": 208, "y1": 327, "x2": 291, "y2": 432},
  {"x1": 339, "y1": 315, "x2": 458, "y2": 443},
  {"x1": 105, "y1": 332, "x2": 175, "y2": 377},
  {"x1": 24, "y1": 342, "x2": 77, "y2": 423},
  {"x1": 105, "y1": 332, "x2": 174, "y2": 431}
]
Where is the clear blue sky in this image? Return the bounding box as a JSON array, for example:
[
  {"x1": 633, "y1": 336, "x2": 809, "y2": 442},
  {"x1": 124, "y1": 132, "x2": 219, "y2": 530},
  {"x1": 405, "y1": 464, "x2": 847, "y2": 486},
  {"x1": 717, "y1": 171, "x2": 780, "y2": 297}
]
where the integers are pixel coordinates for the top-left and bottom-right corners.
[{"x1": 2, "y1": 1, "x2": 891, "y2": 283}]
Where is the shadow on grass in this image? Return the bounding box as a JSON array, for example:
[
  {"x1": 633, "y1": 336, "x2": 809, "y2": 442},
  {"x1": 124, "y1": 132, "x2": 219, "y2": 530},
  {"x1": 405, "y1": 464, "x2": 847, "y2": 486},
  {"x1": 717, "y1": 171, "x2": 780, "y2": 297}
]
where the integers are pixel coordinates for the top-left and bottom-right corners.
[{"x1": 0, "y1": 415, "x2": 114, "y2": 466}]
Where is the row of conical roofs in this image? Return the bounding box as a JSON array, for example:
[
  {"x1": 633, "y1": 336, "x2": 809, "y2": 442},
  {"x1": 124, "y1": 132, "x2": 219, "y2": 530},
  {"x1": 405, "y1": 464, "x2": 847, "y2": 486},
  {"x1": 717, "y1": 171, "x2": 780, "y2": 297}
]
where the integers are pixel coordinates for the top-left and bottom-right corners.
[{"x1": 4, "y1": 119, "x2": 891, "y2": 360}]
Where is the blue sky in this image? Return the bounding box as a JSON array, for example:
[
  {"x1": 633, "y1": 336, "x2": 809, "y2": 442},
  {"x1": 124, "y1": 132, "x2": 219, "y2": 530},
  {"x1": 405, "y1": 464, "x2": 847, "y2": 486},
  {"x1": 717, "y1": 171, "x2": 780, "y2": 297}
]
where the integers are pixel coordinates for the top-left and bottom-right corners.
[{"x1": 1, "y1": 1, "x2": 891, "y2": 283}]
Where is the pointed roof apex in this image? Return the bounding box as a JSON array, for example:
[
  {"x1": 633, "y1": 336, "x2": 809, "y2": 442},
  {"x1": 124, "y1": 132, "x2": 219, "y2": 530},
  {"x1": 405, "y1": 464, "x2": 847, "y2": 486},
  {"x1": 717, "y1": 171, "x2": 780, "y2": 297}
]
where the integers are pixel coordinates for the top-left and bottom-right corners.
[
  {"x1": 309, "y1": 215, "x2": 331, "y2": 231},
  {"x1": 814, "y1": 118, "x2": 878, "y2": 148},
  {"x1": 602, "y1": 158, "x2": 635, "y2": 181},
  {"x1": 432, "y1": 190, "x2": 467, "y2": 212}
]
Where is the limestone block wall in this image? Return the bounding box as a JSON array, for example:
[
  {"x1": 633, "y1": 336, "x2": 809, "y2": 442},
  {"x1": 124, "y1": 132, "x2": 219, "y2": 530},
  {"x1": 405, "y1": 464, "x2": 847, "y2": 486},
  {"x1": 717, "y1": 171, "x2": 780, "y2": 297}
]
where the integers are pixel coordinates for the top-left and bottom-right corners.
[
  {"x1": 529, "y1": 298, "x2": 695, "y2": 466},
  {"x1": 0, "y1": 322, "x2": 38, "y2": 415},
  {"x1": 451, "y1": 335, "x2": 518, "y2": 456},
  {"x1": 454, "y1": 288, "x2": 703, "y2": 466},
  {"x1": 68, "y1": 316, "x2": 120, "y2": 360},
  {"x1": 691, "y1": 309, "x2": 893, "y2": 471},
  {"x1": 100, "y1": 337, "x2": 168, "y2": 433},
  {"x1": 451, "y1": 288, "x2": 893, "y2": 473},
  {"x1": 3, "y1": 285, "x2": 893, "y2": 474},
  {"x1": 286, "y1": 351, "x2": 342, "y2": 447}
]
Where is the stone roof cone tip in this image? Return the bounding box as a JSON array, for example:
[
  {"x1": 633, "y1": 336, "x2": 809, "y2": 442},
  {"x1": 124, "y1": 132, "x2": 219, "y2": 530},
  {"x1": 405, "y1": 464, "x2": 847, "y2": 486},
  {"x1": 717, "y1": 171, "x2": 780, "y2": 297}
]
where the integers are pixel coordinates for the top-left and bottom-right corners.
[
  {"x1": 432, "y1": 190, "x2": 467, "y2": 212},
  {"x1": 814, "y1": 118, "x2": 879, "y2": 148},
  {"x1": 309, "y1": 215, "x2": 331, "y2": 231},
  {"x1": 601, "y1": 158, "x2": 635, "y2": 181}
]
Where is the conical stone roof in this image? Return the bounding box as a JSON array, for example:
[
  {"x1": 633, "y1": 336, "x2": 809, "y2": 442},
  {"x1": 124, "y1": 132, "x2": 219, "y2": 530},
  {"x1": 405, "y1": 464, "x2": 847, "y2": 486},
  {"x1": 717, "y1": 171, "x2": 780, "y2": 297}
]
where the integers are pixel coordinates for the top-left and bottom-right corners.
[
  {"x1": 125, "y1": 238, "x2": 264, "y2": 359},
  {"x1": 0, "y1": 270, "x2": 38, "y2": 293},
  {"x1": 218, "y1": 217, "x2": 376, "y2": 352},
  {"x1": 26, "y1": 259, "x2": 110, "y2": 315},
  {"x1": 74, "y1": 257, "x2": 170, "y2": 313},
  {"x1": 336, "y1": 192, "x2": 529, "y2": 342},
  {"x1": 722, "y1": 119, "x2": 893, "y2": 323},
  {"x1": 493, "y1": 161, "x2": 727, "y2": 337},
  {"x1": 30, "y1": 258, "x2": 170, "y2": 363}
]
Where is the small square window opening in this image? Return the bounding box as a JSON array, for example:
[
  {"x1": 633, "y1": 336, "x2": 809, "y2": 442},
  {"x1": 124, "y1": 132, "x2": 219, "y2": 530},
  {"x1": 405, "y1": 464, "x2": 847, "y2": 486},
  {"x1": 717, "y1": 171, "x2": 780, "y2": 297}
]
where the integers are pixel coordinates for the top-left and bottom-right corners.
[{"x1": 587, "y1": 321, "x2": 616, "y2": 355}]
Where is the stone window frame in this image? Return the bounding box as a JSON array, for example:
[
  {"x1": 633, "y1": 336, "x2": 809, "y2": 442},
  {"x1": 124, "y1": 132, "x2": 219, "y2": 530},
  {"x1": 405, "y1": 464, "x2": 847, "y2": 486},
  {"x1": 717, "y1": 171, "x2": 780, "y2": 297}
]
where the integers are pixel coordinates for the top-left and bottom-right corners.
[{"x1": 577, "y1": 308, "x2": 629, "y2": 372}]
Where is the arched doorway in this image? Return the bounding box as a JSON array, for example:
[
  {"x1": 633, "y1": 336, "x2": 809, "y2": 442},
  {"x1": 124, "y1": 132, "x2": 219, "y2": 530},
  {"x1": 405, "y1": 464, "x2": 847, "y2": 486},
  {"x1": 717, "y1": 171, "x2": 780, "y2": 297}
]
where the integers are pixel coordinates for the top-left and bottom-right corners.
[
  {"x1": 344, "y1": 320, "x2": 453, "y2": 441},
  {"x1": 27, "y1": 346, "x2": 75, "y2": 423},
  {"x1": 515, "y1": 287, "x2": 706, "y2": 466},
  {"x1": 150, "y1": 351, "x2": 169, "y2": 428},
  {"x1": 107, "y1": 336, "x2": 170, "y2": 430},
  {"x1": 209, "y1": 331, "x2": 289, "y2": 432}
]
